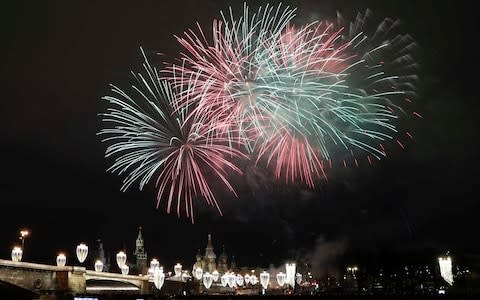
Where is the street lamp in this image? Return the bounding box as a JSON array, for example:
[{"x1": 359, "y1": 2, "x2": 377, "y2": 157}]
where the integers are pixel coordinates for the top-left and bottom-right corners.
[
  {"x1": 276, "y1": 272, "x2": 286, "y2": 287},
  {"x1": 260, "y1": 271, "x2": 270, "y2": 294},
  {"x1": 116, "y1": 251, "x2": 127, "y2": 269},
  {"x1": 194, "y1": 267, "x2": 203, "y2": 280},
  {"x1": 11, "y1": 246, "x2": 23, "y2": 262},
  {"x1": 244, "y1": 274, "x2": 251, "y2": 285},
  {"x1": 295, "y1": 273, "x2": 302, "y2": 285},
  {"x1": 236, "y1": 274, "x2": 244, "y2": 286},
  {"x1": 203, "y1": 272, "x2": 213, "y2": 289},
  {"x1": 121, "y1": 264, "x2": 129, "y2": 275},
  {"x1": 227, "y1": 273, "x2": 236, "y2": 288},
  {"x1": 212, "y1": 270, "x2": 219, "y2": 282},
  {"x1": 153, "y1": 268, "x2": 165, "y2": 290},
  {"x1": 95, "y1": 260, "x2": 104, "y2": 272},
  {"x1": 150, "y1": 258, "x2": 160, "y2": 270},
  {"x1": 250, "y1": 275, "x2": 258, "y2": 285},
  {"x1": 19, "y1": 230, "x2": 29, "y2": 251},
  {"x1": 220, "y1": 274, "x2": 228, "y2": 287},
  {"x1": 56, "y1": 254, "x2": 66, "y2": 267},
  {"x1": 76, "y1": 243, "x2": 88, "y2": 263},
  {"x1": 174, "y1": 263, "x2": 182, "y2": 277}
]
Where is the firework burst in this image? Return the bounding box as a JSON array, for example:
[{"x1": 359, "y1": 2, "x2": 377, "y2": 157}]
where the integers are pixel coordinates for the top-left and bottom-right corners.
[
  {"x1": 100, "y1": 4, "x2": 419, "y2": 220},
  {"x1": 99, "y1": 49, "x2": 245, "y2": 222}
]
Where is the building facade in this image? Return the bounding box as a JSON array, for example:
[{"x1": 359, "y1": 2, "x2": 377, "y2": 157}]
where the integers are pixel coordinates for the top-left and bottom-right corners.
[{"x1": 193, "y1": 234, "x2": 235, "y2": 274}]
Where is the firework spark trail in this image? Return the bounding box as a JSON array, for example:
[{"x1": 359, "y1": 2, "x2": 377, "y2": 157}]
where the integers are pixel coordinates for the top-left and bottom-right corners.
[
  {"x1": 100, "y1": 4, "x2": 418, "y2": 220},
  {"x1": 167, "y1": 6, "x2": 417, "y2": 187},
  {"x1": 100, "y1": 48, "x2": 245, "y2": 222},
  {"x1": 168, "y1": 3, "x2": 297, "y2": 151}
]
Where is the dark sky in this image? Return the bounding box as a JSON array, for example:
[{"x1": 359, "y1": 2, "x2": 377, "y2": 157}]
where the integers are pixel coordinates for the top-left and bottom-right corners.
[{"x1": 1, "y1": 0, "x2": 479, "y2": 274}]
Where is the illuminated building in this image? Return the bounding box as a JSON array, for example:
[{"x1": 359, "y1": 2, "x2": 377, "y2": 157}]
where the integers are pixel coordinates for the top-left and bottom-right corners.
[{"x1": 133, "y1": 227, "x2": 147, "y2": 274}]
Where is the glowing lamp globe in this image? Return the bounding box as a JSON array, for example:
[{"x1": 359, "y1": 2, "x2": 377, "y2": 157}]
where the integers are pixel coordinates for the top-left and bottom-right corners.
[
  {"x1": 121, "y1": 264, "x2": 129, "y2": 275},
  {"x1": 153, "y1": 268, "x2": 165, "y2": 290},
  {"x1": 227, "y1": 273, "x2": 236, "y2": 288},
  {"x1": 276, "y1": 272, "x2": 287, "y2": 287},
  {"x1": 202, "y1": 272, "x2": 213, "y2": 289},
  {"x1": 250, "y1": 275, "x2": 258, "y2": 285},
  {"x1": 260, "y1": 271, "x2": 270, "y2": 290},
  {"x1": 56, "y1": 254, "x2": 66, "y2": 267},
  {"x1": 147, "y1": 267, "x2": 155, "y2": 282},
  {"x1": 11, "y1": 247, "x2": 23, "y2": 262},
  {"x1": 181, "y1": 271, "x2": 191, "y2": 281},
  {"x1": 236, "y1": 274, "x2": 244, "y2": 286},
  {"x1": 116, "y1": 251, "x2": 127, "y2": 269},
  {"x1": 150, "y1": 259, "x2": 159, "y2": 270},
  {"x1": 212, "y1": 270, "x2": 219, "y2": 282},
  {"x1": 295, "y1": 273, "x2": 302, "y2": 285},
  {"x1": 244, "y1": 274, "x2": 251, "y2": 285},
  {"x1": 76, "y1": 243, "x2": 88, "y2": 263},
  {"x1": 94, "y1": 260, "x2": 104, "y2": 272},
  {"x1": 174, "y1": 263, "x2": 182, "y2": 277},
  {"x1": 220, "y1": 274, "x2": 228, "y2": 287},
  {"x1": 194, "y1": 267, "x2": 203, "y2": 280}
]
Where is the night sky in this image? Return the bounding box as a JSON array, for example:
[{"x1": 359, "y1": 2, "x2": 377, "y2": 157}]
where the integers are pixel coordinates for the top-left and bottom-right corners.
[{"x1": 1, "y1": 0, "x2": 479, "y2": 274}]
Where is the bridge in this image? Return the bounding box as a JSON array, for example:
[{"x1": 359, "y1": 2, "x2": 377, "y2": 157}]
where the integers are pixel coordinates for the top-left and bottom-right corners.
[{"x1": 0, "y1": 258, "x2": 165, "y2": 299}]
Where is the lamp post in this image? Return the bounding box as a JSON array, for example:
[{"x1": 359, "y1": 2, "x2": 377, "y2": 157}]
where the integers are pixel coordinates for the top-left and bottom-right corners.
[
  {"x1": 121, "y1": 264, "x2": 129, "y2": 275},
  {"x1": 116, "y1": 251, "x2": 127, "y2": 269},
  {"x1": 19, "y1": 230, "x2": 29, "y2": 255},
  {"x1": 276, "y1": 272, "x2": 286, "y2": 287},
  {"x1": 95, "y1": 260, "x2": 104, "y2": 272},
  {"x1": 236, "y1": 274, "x2": 244, "y2": 286},
  {"x1": 220, "y1": 273, "x2": 228, "y2": 287},
  {"x1": 194, "y1": 267, "x2": 203, "y2": 280},
  {"x1": 150, "y1": 259, "x2": 160, "y2": 270},
  {"x1": 11, "y1": 246, "x2": 23, "y2": 262},
  {"x1": 56, "y1": 254, "x2": 66, "y2": 267},
  {"x1": 76, "y1": 243, "x2": 88, "y2": 263},
  {"x1": 295, "y1": 273, "x2": 302, "y2": 285},
  {"x1": 260, "y1": 271, "x2": 270, "y2": 294},
  {"x1": 203, "y1": 272, "x2": 213, "y2": 289},
  {"x1": 153, "y1": 268, "x2": 165, "y2": 290},
  {"x1": 174, "y1": 263, "x2": 182, "y2": 277}
]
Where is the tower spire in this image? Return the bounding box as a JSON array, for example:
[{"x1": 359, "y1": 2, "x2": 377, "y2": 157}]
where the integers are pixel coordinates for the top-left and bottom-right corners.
[{"x1": 134, "y1": 226, "x2": 147, "y2": 274}]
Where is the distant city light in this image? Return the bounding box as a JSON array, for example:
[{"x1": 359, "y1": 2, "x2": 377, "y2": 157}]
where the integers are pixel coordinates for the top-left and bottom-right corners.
[
  {"x1": 286, "y1": 263, "x2": 296, "y2": 287},
  {"x1": 438, "y1": 255, "x2": 454, "y2": 286}
]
